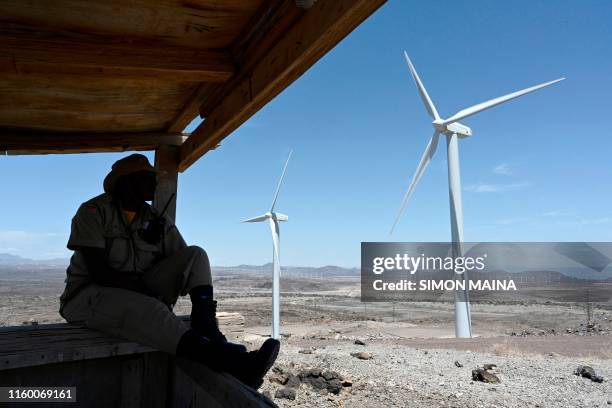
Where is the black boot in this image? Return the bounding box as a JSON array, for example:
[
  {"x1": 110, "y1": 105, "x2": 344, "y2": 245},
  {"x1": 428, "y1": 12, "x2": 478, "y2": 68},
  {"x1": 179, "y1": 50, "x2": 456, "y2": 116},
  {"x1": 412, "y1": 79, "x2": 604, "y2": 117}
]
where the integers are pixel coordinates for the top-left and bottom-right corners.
[
  {"x1": 245, "y1": 337, "x2": 281, "y2": 389},
  {"x1": 190, "y1": 285, "x2": 246, "y2": 353},
  {"x1": 176, "y1": 330, "x2": 280, "y2": 389}
]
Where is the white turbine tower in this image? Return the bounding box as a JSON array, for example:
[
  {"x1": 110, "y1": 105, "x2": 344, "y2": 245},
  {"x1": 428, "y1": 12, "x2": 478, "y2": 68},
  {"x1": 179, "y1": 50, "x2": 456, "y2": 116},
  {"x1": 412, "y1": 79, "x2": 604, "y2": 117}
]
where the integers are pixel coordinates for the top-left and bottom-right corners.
[
  {"x1": 242, "y1": 151, "x2": 292, "y2": 339},
  {"x1": 391, "y1": 51, "x2": 564, "y2": 338}
]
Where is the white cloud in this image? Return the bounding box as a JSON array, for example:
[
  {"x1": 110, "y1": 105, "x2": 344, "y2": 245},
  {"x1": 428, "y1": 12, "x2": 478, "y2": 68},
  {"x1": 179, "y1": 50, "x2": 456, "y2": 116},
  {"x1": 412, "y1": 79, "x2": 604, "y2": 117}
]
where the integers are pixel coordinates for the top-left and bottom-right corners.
[
  {"x1": 464, "y1": 181, "x2": 531, "y2": 193},
  {"x1": 494, "y1": 216, "x2": 533, "y2": 225},
  {"x1": 493, "y1": 163, "x2": 512, "y2": 175},
  {"x1": 542, "y1": 209, "x2": 574, "y2": 217},
  {"x1": 0, "y1": 230, "x2": 68, "y2": 260},
  {"x1": 0, "y1": 230, "x2": 63, "y2": 241},
  {"x1": 556, "y1": 217, "x2": 612, "y2": 226}
]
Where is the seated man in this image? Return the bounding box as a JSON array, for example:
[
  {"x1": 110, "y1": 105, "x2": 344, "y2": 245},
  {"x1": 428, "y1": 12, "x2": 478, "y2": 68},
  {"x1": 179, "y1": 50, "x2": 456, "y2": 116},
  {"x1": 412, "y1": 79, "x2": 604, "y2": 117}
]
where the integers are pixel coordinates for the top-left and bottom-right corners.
[{"x1": 59, "y1": 154, "x2": 278, "y2": 388}]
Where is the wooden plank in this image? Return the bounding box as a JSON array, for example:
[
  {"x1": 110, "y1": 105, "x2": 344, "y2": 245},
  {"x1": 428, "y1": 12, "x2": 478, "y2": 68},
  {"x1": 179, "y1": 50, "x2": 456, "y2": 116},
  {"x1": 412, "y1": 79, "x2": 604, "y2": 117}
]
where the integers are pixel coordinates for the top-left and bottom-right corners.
[
  {"x1": 0, "y1": 37, "x2": 234, "y2": 82},
  {"x1": 0, "y1": 314, "x2": 244, "y2": 371},
  {"x1": 0, "y1": 70, "x2": 193, "y2": 88},
  {"x1": 153, "y1": 145, "x2": 180, "y2": 223},
  {"x1": 176, "y1": 358, "x2": 278, "y2": 408},
  {"x1": 0, "y1": 76, "x2": 198, "y2": 114},
  {"x1": 141, "y1": 353, "x2": 170, "y2": 408},
  {"x1": 0, "y1": 351, "x2": 271, "y2": 408},
  {"x1": 0, "y1": 111, "x2": 179, "y2": 134},
  {"x1": 168, "y1": 360, "x2": 199, "y2": 408},
  {"x1": 0, "y1": 131, "x2": 188, "y2": 155},
  {"x1": 0, "y1": 0, "x2": 264, "y2": 49},
  {"x1": 0, "y1": 74, "x2": 198, "y2": 112},
  {"x1": 0, "y1": 74, "x2": 198, "y2": 133},
  {"x1": 178, "y1": 0, "x2": 387, "y2": 171},
  {"x1": 120, "y1": 356, "x2": 143, "y2": 408},
  {"x1": 0, "y1": 356, "x2": 125, "y2": 407},
  {"x1": 0, "y1": 325, "x2": 157, "y2": 371}
]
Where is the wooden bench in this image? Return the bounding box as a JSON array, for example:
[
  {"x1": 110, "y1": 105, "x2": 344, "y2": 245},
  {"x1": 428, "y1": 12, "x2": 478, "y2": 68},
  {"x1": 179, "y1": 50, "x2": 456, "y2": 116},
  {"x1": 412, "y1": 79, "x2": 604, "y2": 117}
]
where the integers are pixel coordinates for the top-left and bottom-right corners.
[{"x1": 0, "y1": 315, "x2": 276, "y2": 408}]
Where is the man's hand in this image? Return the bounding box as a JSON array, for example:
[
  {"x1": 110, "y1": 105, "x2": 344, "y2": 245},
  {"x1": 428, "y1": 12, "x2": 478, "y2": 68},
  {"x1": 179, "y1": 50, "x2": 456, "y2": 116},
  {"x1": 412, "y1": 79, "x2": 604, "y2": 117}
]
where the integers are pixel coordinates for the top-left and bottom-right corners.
[
  {"x1": 78, "y1": 247, "x2": 155, "y2": 297},
  {"x1": 138, "y1": 217, "x2": 166, "y2": 245}
]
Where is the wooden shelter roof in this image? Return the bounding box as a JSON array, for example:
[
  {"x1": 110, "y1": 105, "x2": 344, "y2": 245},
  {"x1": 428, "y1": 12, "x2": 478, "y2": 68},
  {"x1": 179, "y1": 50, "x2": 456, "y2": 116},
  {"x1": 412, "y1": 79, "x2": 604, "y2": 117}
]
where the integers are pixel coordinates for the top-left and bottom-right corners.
[{"x1": 0, "y1": 0, "x2": 386, "y2": 171}]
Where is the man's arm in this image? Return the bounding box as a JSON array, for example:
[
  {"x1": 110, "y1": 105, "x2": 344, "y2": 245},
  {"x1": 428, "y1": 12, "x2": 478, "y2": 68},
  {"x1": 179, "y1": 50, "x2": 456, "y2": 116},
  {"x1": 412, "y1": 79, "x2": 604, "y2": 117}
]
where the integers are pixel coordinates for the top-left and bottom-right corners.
[
  {"x1": 162, "y1": 222, "x2": 188, "y2": 256},
  {"x1": 78, "y1": 246, "x2": 153, "y2": 296},
  {"x1": 68, "y1": 202, "x2": 152, "y2": 296}
]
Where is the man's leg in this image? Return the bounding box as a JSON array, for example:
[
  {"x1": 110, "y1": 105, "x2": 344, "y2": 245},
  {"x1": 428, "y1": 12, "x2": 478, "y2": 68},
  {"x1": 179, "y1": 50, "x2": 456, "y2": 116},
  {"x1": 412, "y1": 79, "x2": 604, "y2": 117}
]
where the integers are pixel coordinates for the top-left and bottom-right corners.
[
  {"x1": 61, "y1": 284, "x2": 189, "y2": 354},
  {"x1": 144, "y1": 245, "x2": 243, "y2": 348},
  {"x1": 143, "y1": 245, "x2": 212, "y2": 308},
  {"x1": 61, "y1": 275, "x2": 280, "y2": 389},
  {"x1": 141, "y1": 245, "x2": 280, "y2": 387}
]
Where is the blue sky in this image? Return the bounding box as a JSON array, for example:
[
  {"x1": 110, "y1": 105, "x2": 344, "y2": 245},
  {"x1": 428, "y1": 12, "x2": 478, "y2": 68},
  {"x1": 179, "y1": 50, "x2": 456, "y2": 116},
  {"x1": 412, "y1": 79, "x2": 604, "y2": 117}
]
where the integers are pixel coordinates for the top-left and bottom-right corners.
[{"x1": 1, "y1": 0, "x2": 611, "y2": 266}]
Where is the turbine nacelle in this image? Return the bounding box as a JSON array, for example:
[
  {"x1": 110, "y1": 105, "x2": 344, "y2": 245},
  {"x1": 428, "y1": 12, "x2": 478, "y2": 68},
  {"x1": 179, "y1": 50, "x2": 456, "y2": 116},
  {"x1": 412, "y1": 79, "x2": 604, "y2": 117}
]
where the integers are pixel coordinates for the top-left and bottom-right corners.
[
  {"x1": 433, "y1": 119, "x2": 472, "y2": 138},
  {"x1": 241, "y1": 211, "x2": 288, "y2": 223},
  {"x1": 272, "y1": 212, "x2": 288, "y2": 222}
]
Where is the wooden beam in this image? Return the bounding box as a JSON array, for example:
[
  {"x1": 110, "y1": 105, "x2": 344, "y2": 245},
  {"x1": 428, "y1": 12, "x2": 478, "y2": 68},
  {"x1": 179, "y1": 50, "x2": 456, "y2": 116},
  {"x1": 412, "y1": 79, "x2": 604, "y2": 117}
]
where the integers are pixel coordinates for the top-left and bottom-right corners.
[
  {"x1": 164, "y1": 1, "x2": 301, "y2": 133},
  {"x1": 196, "y1": 0, "x2": 304, "y2": 120},
  {"x1": 0, "y1": 37, "x2": 234, "y2": 82},
  {"x1": 230, "y1": 0, "x2": 304, "y2": 70},
  {"x1": 178, "y1": 0, "x2": 386, "y2": 171},
  {"x1": 0, "y1": 131, "x2": 188, "y2": 155},
  {"x1": 0, "y1": 1, "x2": 263, "y2": 50},
  {"x1": 165, "y1": 83, "x2": 215, "y2": 133},
  {"x1": 153, "y1": 145, "x2": 180, "y2": 224}
]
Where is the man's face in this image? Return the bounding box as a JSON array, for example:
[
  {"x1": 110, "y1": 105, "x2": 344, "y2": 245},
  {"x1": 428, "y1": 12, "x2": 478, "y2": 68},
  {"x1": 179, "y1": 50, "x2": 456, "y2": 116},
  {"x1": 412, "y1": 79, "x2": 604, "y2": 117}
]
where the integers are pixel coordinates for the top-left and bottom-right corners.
[{"x1": 127, "y1": 170, "x2": 157, "y2": 202}]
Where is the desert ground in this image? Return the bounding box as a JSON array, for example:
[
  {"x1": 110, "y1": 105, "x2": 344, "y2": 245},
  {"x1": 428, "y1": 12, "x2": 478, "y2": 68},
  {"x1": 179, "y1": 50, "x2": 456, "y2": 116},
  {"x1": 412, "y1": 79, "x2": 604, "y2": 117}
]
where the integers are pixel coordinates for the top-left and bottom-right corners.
[{"x1": 1, "y1": 265, "x2": 611, "y2": 407}]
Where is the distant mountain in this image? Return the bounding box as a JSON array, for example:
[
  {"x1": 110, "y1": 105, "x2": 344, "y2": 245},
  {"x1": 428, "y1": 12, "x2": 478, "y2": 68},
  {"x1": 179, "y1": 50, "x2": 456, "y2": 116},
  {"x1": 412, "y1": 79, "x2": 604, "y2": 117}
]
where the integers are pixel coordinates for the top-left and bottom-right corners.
[
  {"x1": 3, "y1": 252, "x2": 609, "y2": 282},
  {"x1": 0, "y1": 254, "x2": 359, "y2": 280},
  {"x1": 0, "y1": 253, "x2": 68, "y2": 267},
  {"x1": 0, "y1": 255, "x2": 66, "y2": 281},
  {"x1": 287, "y1": 265, "x2": 360, "y2": 277},
  {"x1": 0, "y1": 253, "x2": 360, "y2": 276},
  {"x1": 0, "y1": 253, "x2": 27, "y2": 265},
  {"x1": 214, "y1": 263, "x2": 359, "y2": 277}
]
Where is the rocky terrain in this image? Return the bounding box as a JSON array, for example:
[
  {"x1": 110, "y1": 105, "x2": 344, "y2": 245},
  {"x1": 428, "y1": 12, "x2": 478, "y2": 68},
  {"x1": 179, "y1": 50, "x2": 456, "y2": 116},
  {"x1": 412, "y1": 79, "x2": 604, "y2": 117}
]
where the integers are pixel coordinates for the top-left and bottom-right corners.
[
  {"x1": 1, "y1": 260, "x2": 611, "y2": 407},
  {"x1": 257, "y1": 338, "x2": 611, "y2": 407}
]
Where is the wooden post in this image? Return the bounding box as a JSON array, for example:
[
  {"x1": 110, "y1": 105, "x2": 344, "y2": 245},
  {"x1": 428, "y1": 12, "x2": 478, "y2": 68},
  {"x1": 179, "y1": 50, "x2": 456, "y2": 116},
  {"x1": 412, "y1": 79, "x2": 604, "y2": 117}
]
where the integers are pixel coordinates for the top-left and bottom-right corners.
[{"x1": 153, "y1": 145, "x2": 179, "y2": 223}]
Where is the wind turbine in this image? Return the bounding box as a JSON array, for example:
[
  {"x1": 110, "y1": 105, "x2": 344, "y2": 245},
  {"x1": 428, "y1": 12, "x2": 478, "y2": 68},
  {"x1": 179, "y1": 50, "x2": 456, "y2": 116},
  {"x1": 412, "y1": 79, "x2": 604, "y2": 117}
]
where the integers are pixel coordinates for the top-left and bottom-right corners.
[
  {"x1": 242, "y1": 151, "x2": 292, "y2": 339},
  {"x1": 391, "y1": 51, "x2": 564, "y2": 338}
]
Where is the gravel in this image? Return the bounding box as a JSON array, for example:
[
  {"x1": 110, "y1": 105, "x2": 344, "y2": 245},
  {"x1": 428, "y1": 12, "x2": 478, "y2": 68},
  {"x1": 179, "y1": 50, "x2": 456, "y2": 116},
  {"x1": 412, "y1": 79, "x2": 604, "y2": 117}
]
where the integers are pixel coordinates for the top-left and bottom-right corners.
[{"x1": 261, "y1": 341, "x2": 612, "y2": 407}]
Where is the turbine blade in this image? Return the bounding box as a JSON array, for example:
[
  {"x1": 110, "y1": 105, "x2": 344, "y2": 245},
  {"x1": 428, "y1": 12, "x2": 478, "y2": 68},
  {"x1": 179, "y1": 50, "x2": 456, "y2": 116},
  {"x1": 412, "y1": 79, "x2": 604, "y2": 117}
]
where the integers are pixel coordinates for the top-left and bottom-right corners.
[
  {"x1": 442, "y1": 77, "x2": 565, "y2": 125},
  {"x1": 269, "y1": 218, "x2": 281, "y2": 277},
  {"x1": 553, "y1": 242, "x2": 612, "y2": 273},
  {"x1": 270, "y1": 150, "x2": 293, "y2": 212},
  {"x1": 403, "y1": 51, "x2": 440, "y2": 120},
  {"x1": 390, "y1": 130, "x2": 441, "y2": 235},
  {"x1": 241, "y1": 214, "x2": 268, "y2": 223}
]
